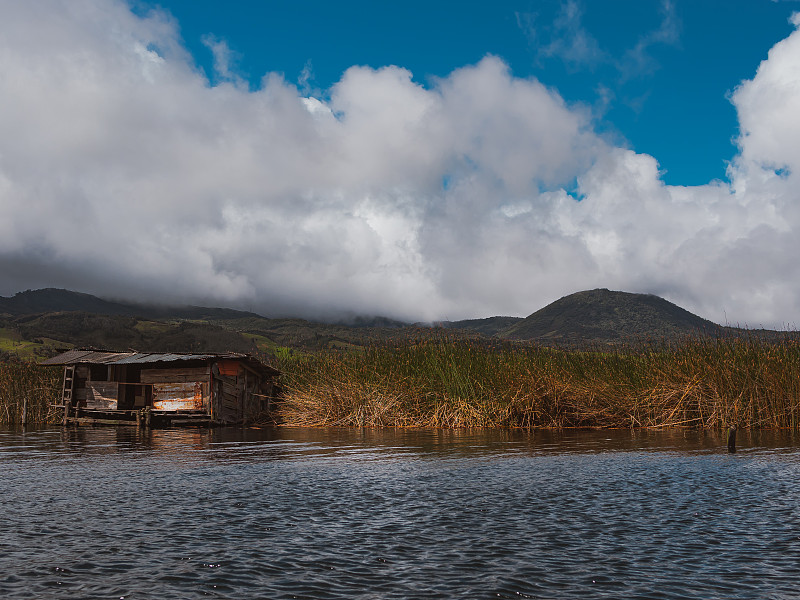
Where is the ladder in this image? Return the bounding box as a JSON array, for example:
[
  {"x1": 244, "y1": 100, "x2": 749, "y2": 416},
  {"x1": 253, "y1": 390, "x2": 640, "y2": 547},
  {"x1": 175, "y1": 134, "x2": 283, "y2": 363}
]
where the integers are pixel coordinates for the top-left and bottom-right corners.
[{"x1": 62, "y1": 365, "x2": 75, "y2": 406}]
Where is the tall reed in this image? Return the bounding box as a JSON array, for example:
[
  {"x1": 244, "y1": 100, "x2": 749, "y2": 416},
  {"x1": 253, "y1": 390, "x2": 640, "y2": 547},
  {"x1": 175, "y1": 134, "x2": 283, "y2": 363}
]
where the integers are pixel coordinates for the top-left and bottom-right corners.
[
  {"x1": 0, "y1": 361, "x2": 62, "y2": 426},
  {"x1": 275, "y1": 332, "x2": 800, "y2": 429}
]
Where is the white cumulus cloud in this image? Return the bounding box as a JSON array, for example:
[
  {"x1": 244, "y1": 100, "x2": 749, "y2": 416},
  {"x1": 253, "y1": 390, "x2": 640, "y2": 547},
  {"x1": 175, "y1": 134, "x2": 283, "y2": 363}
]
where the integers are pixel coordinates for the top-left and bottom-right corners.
[{"x1": 1, "y1": 0, "x2": 800, "y2": 327}]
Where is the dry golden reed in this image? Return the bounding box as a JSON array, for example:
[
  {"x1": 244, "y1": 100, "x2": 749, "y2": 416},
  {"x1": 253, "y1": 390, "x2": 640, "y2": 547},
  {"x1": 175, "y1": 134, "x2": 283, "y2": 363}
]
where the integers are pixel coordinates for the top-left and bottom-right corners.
[
  {"x1": 0, "y1": 362, "x2": 62, "y2": 426},
  {"x1": 276, "y1": 332, "x2": 800, "y2": 429}
]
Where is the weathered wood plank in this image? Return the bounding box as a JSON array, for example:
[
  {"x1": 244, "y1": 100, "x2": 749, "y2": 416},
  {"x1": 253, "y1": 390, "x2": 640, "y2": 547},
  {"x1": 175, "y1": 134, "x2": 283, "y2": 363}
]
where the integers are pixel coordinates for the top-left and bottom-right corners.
[
  {"x1": 87, "y1": 382, "x2": 118, "y2": 410},
  {"x1": 216, "y1": 360, "x2": 241, "y2": 377},
  {"x1": 152, "y1": 382, "x2": 207, "y2": 411},
  {"x1": 141, "y1": 367, "x2": 210, "y2": 384},
  {"x1": 68, "y1": 417, "x2": 137, "y2": 426}
]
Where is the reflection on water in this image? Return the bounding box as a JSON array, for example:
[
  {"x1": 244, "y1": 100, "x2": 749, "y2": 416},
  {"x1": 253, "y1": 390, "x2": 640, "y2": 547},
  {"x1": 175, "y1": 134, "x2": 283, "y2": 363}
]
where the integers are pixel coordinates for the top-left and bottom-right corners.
[{"x1": 1, "y1": 426, "x2": 799, "y2": 599}]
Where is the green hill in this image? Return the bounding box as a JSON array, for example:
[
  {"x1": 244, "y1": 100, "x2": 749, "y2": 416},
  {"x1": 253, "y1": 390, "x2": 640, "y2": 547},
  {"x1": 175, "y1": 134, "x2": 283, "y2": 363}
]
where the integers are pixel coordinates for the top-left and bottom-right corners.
[
  {"x1": 0, "y1": 289, "x2": 419, "y2": 358},
  {"x1": 441, "y1": 316, "x2": 523, "y2": 337},
  {"x1": 499, "y1": 288, "x2": 721, "y2": 344},
  {"x1": 4, "y1": 312, "x2": 258, "y2": 357},
  {"x1": 0, "y1": 286, "x2": 783, "y2": 360},
  {"x1": 0, "y1": 288, "x2": 260, "y2": 321}
]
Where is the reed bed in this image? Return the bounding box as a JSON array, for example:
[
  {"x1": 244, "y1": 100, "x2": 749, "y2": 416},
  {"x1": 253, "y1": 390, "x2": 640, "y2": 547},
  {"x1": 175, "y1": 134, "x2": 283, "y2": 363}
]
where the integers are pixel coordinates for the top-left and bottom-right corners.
[
  {"x1": 0, "y1": 361, "x2": 62, "y2": 426},
  {"x1": 275, "y1": 332, "x2": 800, "y2": 429}
]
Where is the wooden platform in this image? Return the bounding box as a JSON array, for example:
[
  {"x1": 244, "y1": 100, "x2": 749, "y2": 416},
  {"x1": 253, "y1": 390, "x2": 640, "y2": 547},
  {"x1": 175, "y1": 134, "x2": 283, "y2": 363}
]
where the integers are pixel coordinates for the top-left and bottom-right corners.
[{"x1": 63, "y1": 408, "x2": 213, "y2": 427}]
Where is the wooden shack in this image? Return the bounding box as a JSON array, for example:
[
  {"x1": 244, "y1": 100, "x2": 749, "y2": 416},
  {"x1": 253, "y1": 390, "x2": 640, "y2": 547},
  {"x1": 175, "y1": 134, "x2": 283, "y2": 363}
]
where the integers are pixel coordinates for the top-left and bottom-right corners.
[{"x1": 42, "y1": 349, "x2": 281, "y2": 427}]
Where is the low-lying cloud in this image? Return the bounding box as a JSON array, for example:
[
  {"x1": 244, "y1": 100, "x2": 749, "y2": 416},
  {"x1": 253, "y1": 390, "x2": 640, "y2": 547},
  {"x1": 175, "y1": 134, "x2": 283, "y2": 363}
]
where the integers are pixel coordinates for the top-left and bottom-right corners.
[{"x1": 1, "y1": 1, "x2": 800, "y2": 327}]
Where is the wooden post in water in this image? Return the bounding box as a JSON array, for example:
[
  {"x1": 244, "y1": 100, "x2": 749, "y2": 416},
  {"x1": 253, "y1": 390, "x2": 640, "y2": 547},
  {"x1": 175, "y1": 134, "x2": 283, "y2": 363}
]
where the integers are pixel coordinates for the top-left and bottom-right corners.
[
  {"x1": 144, "y1": 407, "x2": 151, "y2": 428},
  {"x1": 727, "y1": 425, "x2": 737, "y2": 453},
  {"x1": 21, "y1": 397, "x2": 27, "y2": 427}
]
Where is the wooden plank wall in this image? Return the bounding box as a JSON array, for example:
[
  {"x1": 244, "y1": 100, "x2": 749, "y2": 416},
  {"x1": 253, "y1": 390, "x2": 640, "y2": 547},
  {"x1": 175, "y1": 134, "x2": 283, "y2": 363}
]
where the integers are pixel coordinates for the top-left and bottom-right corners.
[
  {"x1": 141, "y1": 367, "x2": 209, "y2": 383},
  {"x1": 152, "y1": 382, "x2": 207, "y2": 411},
  {"x1": 142, "y1": 367, "x2": 211, "y2": 412},
  {"x1": 242, "y1": 369, "x2": 266, "y2": 421},
  {"x1": 215, "y1": 373, "x2": 241, "y2": 423},
  {"x1": 211, "y1": 365, "x2": 269, "y2": 423}
]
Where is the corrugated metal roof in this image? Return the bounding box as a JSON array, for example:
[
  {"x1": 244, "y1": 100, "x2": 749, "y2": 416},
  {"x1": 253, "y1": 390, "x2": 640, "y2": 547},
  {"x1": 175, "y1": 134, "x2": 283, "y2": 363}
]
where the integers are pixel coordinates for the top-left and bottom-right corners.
[
  {"x1": 40, "y1": 350, "x2": 133, "y2": 365},
  {"x1": 112, "y1": 352, "x2": 224, "y2": 364},
  {"x1": 40, "y1": 349, "x2": 279, "y2": 375}
]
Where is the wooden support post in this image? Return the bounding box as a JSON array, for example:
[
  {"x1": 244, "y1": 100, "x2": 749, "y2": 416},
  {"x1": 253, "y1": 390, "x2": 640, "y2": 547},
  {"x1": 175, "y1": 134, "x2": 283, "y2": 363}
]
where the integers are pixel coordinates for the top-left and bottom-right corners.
[
  {"x1": 144, "y1": 407, "x2": 151, "y2": 428},
  {"x1": 727, "y1": 425, "x2": 737, "y2": 453},
  {"x1": 63, "y1": 403, "x2": 70, "y2": 426},
  {"x1": 21, "y1": 397, "x2": 28, "y2": 427}
]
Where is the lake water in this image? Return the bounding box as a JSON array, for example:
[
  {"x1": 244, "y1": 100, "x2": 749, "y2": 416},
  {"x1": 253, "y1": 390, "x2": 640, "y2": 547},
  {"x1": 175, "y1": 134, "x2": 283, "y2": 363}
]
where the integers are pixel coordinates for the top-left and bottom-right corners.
[{"x1": 1, "y1": 426, "x2": 800, "y2": 599}]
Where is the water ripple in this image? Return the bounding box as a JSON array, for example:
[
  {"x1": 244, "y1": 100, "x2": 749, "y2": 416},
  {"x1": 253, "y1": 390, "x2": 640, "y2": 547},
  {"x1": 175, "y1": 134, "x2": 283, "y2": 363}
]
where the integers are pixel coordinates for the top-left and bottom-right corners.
[{"x1": 1, "y1": 427, "x2": 800, "y2": 598}]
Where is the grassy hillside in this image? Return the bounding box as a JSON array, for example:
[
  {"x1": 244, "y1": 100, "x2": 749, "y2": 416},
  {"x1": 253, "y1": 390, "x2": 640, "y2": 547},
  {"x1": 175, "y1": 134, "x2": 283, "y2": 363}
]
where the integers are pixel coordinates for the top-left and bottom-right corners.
[
  {"x1": 0, "y1": 325, "x2": 64, "y2": 360},
  {"x1": 4, "y1": 312, "x2": 259, "y2": 355},
  {"x1": 0, "y1": 288, "x2": 261, "y2": 321},
  {"x1": 0, "y1": 312, "x2": 425, "y2": 359},
  {"x1": 441, "y1": 316, "x2": 523, "y2": 337},
  {"x1": 0, "y1": 288, "x2": 135, "y2": 317},
  {"x1": 0, "y1": 286, "x2": 786, "y2": 363},
  {"x1": 0, "y1": 289, "x2": 415, "y2": 355},
  {"x1": 500, "y1": 289, "x2": 721, "y2": 344}
]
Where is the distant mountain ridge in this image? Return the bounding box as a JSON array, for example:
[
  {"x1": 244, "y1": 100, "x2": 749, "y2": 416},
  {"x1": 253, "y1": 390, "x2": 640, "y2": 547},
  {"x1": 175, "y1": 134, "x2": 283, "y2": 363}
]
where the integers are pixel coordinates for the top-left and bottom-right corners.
[
  {"x1": 0, "y1": 286, "x2": 781, "y2": 360},
  {"x1": 0, "y1": 288, "x2": 260, "y2": 321}
]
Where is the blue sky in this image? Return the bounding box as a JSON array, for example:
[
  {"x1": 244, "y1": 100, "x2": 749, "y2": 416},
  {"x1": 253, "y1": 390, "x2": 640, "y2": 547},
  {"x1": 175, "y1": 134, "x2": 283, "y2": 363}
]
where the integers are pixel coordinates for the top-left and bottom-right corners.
[
  {"x1": 2, "y1": 0, "x2": 800, "y2": 326},
  {"x1": 149, "y1": 0, "x2": 798, "y2": 186}
]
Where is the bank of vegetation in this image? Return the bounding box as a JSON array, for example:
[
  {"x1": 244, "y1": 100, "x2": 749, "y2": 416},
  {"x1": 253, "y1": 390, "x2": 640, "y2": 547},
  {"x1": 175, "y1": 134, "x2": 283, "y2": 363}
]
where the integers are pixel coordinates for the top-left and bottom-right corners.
[
  {"x1": 3, "y1": 332, "x2": 800, "y2": 429},
  {"x1": 0, "y1": 360, "x2": 62, "y2": 426},
  {"x1": 275, "y1": 332, "x2": 800, "y2": 429}
]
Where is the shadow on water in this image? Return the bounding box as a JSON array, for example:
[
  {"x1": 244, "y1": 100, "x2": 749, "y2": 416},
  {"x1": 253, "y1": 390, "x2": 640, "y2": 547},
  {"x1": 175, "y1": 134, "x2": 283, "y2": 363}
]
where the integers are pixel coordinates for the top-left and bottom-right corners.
[{"x1": 3, "y1": 424, "x2": 800, "y2": 462}]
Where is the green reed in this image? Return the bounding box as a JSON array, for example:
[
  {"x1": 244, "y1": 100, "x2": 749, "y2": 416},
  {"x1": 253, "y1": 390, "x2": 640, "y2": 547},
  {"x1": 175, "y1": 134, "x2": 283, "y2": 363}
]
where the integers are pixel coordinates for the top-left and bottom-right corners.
[
  {"x1": 275, "y1": 331, "x2": 800, "y2": 429},
  {"x1": 0, "y1": 361, "x2": 63, "y2": 426}
]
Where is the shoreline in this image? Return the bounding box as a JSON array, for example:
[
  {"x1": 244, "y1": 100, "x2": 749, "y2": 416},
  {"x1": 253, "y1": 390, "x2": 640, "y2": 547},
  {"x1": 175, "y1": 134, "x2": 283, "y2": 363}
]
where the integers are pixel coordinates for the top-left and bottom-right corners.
[{"x1": 3, "y1": 333, "x2": 800, "y2": 429}]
